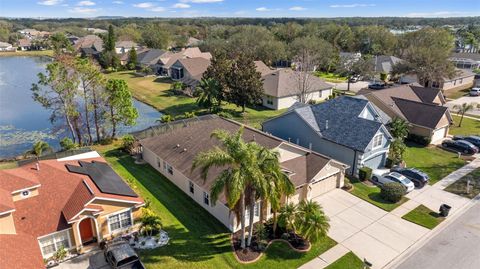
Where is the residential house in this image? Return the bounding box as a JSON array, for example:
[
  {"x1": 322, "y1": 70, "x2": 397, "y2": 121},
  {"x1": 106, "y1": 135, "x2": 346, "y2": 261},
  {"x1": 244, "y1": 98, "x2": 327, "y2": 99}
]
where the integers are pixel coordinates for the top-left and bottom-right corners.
[
  {"x1": 263, "y1": 96, "x2": 393, "y2": 175},
  {"x1": 74, "y1": 35, "x2": 104, "y2": 53},
  {"x1": 373, "y1": 55, "x2": 405, "y2": 81},
  {"x1": 400, "y1": 68, "x2": 475, "y2": 91},
  {"x1": 0, "y1": 151, "x2": 144, "y2": 268},
  {"x1": 449, "y1": 52, "x2": 480, "y2": 70},
  {"x1": 136, "y1": 48, "x2": 167, "y2": 72},
  {"x1": 259, "y1": 66, "x2": 333, "y2": 110},
  {"x1": 157, "y1": 47, "x2": 212, "y2": 77},
  {"x1": 359, "y1": 84, "x2": 452, "y2": 143},
  {"x1": 170, "y1": 57, "x2": 211, "y2": 88},
  {"x1": 115, "y1": 41, "x2": 139, "y2": 54},
  {"x1": 186, "y1": 37, "x2": 201, "y2": 47},
  {"x1": 0, "y1": 42, "x2": 15, "y2": 52},
  {"x1": 138, "y1": 115, "x2": 348, "y2": 232},
  {"x1": 17, "y1": 38, "x2": 32, "y2": 51},
  {"x1": 84, "y1": 28, "x2": 108, "y2": 34}
]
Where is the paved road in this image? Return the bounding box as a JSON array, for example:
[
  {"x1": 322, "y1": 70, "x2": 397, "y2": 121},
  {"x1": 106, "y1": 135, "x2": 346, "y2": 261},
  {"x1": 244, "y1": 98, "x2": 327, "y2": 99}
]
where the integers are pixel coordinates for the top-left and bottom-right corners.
[
  {"x1": 446, "y1": 95, "x2": 480, "y2": 116},
  {"x1": 395, "y1": 200, "x2": 480, "y2": 269}
]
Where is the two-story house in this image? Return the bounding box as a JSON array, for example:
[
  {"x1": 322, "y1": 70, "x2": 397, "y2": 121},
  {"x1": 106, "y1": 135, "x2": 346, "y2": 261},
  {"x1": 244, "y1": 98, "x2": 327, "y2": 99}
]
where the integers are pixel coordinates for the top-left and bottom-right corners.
[{"x1": 262, "y1": 96, "x2": 392, "y2": 175}]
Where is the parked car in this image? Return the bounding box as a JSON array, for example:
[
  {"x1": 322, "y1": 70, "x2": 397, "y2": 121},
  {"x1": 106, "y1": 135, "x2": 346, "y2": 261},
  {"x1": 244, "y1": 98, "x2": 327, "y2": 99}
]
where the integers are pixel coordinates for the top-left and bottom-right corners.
[
  {"x1": 371, "y1": 171, "x2": 415, "y2": 193},
  {"x1": 390, "y1": 167, "x2": 429, "y2": 188},
  {"x1": 104, "y1": 240, "x2": 145, "y2": 269},
  {"x1": 349, "y1": 74, "x2": 363, "y2": 83},
  {"x1": 469, "y1": 88, "x2": 480, "y2": 96},
  {"x1": 453, "y1": 135, "x2": 480, "y2": 148},
  {"x1": 441, "y1": 139, "x2": 479, "y2": 155},
  {"x1": 368, "y1": 82, "x2": 386, "y2": 90}
]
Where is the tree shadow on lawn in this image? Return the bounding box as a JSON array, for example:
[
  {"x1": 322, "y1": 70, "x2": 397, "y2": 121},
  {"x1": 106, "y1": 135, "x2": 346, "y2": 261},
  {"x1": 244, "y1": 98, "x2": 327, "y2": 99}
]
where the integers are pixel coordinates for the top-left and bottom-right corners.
[
  {"x1": 428, "y1": 212, "x2": 443, "y2": 218},
  {"x1": 367, "y1": 192, "x2": 398, "y2": 206},
  {"x1": 111, "y1": 152, "x2": 234, "y2": 263}
]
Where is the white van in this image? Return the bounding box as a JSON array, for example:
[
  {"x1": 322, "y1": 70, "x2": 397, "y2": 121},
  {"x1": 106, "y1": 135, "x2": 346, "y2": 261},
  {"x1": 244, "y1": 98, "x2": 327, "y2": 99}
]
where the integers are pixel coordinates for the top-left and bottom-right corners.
[{"x1": 470, "y1": 88, "x2": 480, "y2": 96}]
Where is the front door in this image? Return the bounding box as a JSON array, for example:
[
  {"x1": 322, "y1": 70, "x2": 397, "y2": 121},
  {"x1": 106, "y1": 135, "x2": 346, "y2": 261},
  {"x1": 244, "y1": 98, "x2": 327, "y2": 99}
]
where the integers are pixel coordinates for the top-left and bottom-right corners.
[{"x1": 79, "y1": 218, "x2": 94, "y2": 244}]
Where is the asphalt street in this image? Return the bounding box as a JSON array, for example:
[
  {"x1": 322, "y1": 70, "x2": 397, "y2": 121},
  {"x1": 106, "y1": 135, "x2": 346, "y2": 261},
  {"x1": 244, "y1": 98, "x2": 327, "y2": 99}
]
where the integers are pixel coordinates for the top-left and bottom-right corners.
[{"x1": 395, "y1": 200, "x2": 480, "y2": 269}]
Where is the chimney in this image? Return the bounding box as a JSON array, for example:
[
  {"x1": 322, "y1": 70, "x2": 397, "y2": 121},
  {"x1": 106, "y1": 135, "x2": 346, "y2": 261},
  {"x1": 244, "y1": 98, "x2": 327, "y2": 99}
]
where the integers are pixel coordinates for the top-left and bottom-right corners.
[
  {"x1": 325, "y1": 120, "x2": 329, "y2": 130},
  {"x1": 35, "y1": 162, "x2": 40, "y2": 171}
]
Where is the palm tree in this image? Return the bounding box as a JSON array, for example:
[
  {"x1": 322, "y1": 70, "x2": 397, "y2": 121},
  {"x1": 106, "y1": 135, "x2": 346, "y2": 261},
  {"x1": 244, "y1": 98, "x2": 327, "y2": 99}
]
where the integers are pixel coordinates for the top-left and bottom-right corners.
[
  {"x1": 27, "y1": 141, "x2": 51, "y2": 160},
  {"x1": 192, "y1": 127, "x2": 253, "y2": 249},
  {"x1": 389, "y1": 117, "x2": 410, "y2": 140},
  {"x1": 196, "y1": 78, "x2": 222, "y2": 112},
  {"x1": 138, "y1": 208, "x2": 162, "y2": 237},
  {"x1": 453, "y1": 103, "x2": 475, "y2": 127},
  {"x1": 296, "y1": 200, "x2": 330, "y2": 243},
  {"x1": 278, "y1": 203, "x2": 298, "y2": 234}
]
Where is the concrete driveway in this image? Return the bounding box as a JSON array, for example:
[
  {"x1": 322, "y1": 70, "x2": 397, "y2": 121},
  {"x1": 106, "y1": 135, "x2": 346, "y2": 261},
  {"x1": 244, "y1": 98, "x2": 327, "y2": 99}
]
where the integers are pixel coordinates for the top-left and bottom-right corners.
[
  {"x1": 56, "y1": 251, "x2": 110, "y2": 269},
  {"x1": 330, "y1": 81, "x2": 369, "y2": 93},
  {"x1": 302, "y1": 189, "x2": 429, "y2": 269},
  {"x1": 446, "y1": 95, "x2": 480, "y2": 116}
]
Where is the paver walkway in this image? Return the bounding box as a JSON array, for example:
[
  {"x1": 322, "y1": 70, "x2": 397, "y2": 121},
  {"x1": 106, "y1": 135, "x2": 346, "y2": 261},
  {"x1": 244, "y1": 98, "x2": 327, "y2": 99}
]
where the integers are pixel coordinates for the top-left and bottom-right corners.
[{"x1": 301, "y1": 158, "x2": 480, "y2": 269}]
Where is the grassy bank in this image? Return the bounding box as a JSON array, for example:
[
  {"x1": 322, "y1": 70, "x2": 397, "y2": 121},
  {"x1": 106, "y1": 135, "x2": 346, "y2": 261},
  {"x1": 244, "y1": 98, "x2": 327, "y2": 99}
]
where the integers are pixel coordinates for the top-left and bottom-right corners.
[
  {"x1": 105, "y1": 71, "x2": 285, "y2": 128},
  {"x1": 450, "y1": 115, "x2": 480, "y2": 136},
  {"x1": 0, "y1": 50, "x2": 53, "y2": 57}
]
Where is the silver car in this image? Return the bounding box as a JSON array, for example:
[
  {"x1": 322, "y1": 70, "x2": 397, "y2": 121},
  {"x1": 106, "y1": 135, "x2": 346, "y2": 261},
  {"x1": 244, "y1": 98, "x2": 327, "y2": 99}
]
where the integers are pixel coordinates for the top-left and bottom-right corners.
[{"x1": 372, "y1": 172, "x2": 415, "y2": 193}]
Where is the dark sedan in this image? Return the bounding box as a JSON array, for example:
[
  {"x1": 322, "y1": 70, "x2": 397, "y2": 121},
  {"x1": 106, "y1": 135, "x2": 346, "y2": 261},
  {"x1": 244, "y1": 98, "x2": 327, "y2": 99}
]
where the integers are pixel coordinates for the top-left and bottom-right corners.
[
  {"x1": 391, "y1": 167, "x2": 430, "y2": 188},
  {"x1": 452, "y1": 135, "x2": 480, "y2": 148},
  {"x1": 442, "y1": 139, "x2": 479, "y2": 155},
  {"x1": 368, "y1": 82, "x2": 386, "y2": 90}
]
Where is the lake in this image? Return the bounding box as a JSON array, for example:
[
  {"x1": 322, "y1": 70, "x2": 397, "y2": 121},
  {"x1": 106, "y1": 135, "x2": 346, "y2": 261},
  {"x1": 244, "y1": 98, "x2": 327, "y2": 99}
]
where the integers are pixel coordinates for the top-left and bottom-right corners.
[{"x1": 0, "y1": 56, "x2": 162, "y2": 158}]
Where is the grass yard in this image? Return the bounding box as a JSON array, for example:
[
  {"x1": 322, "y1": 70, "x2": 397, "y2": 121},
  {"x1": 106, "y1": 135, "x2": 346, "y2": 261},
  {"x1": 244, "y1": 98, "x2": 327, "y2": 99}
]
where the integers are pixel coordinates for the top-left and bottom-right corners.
[
  {"x1": 0, "y1": 161, "x2": 18, "y2": 170},
  {"x1": 403, "y1": 143, "x2": 466, "y2": 185},
  {"x1": 445, "y1": 167, "x2": 480, "y2": 199},
  {"x1": 0, "y1": 50, "x2": 53, "y2": 57},
  {"x1": 325, "y1": 251, "x2": 364, "y2": 269},
  {"x1": 402, "y1": 205, "x2": 444, "y2": 229},
  {"x1": 314, "y1": 72, "x2": 347, "y2": 83},
  {"x1": 450, "y1": 115, "x2": 480, "y2": 136},
  {"x1": 94, "y1": 144, "x2": 336, "y2": 269},
  {"x1": 105, "y1": 71, "x2": 285, "y2": 128},
  {"x1": 348, "y1": 178, "x2": 408, "y2": 212},
  {"x1": 444, "y1": 88, "x2": 470, "y2": 100}
]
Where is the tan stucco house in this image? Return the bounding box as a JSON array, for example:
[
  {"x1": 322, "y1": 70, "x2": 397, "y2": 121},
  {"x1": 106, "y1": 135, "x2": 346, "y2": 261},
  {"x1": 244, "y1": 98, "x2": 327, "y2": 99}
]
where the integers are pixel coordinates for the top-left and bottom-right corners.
[
  {"x1": 0, "y1": 151, "x2": 144, "y2": 268},
  {"x1": 138, "y1": 115, "x2": 348, "y2": 232},
  {"x1": 359, "y1": 84, "x2": 452, "y2": 143}
]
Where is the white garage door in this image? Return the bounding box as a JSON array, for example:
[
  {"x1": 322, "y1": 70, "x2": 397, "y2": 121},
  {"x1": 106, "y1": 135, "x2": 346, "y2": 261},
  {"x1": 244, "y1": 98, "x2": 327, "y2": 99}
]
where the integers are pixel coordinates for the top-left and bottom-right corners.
[
  {"x1": 431, "y1": 127, "x2": 447, "y2": 143},
  {"x1": 310, "y1": 174, "x2": 338, "y2": 199}
]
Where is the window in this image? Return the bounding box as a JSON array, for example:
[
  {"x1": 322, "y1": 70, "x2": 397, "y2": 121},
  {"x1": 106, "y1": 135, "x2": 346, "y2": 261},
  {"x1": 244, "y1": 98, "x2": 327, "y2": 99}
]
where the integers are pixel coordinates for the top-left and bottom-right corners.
[
  {"x1": 38, "y1": 229, "x2": 71, "y2": 257},
  {"x1": 372, "y1": 134, "x2": 383, "y2": 148},
  {"x1": 189, "y1": 181, "x2": 194, "y2": 194},
  {"x1": 266, "y1": 96, "x2": 273, "y2": 105},
  {"x1": 203, "y1": 192, "x2": 210, "y2": 206},
  {"x1": 163, "y1": 161, "x2": 173, "y2": 175},
  {"x1": 156, "y1": 157, "x2": 161, "y2": 168},
  {"x1": 21, "y1": 190, "x2": 30, "y2": 197},
  {"x1": 108, "y1": 210, "x2": 132, "y2": 233}
]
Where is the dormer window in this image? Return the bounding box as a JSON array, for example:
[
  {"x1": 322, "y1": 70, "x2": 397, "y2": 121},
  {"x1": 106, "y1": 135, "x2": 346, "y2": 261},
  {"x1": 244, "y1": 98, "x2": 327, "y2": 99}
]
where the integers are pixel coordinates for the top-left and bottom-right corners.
[
  {"x1": 21, "y1": 190, "x2": 30, "y2": 198},
  {"x1": 372, "y1": 133, "x2": 383, "y2": 149}
]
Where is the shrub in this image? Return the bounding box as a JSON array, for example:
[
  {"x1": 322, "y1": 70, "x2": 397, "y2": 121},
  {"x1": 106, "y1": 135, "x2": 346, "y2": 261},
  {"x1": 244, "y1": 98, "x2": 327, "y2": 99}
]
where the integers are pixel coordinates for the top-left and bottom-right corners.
[
  {"x1": 359, "y1": 167, "x2": 373, "y2": 181},
  {"x1": 307, "y1": 99, "x2": 317, "y2": 105},
  {"x1": 385, "y1": 157, "x2": 394, "y2": 168},
  {"x1": 183, "y1": 112, "x2": 195, "y2": 119},
  {"x1": 121, "y1": 134, "x2": 135, "y2": 153},
  {"x1": 53, "y1": 246, "x2": 67, "y2": 262},
  {"x1": 99, "y1": 138, "x2": 113, "y2": 145},
  {"x1": 407, "y1": 134, "x2": 431, "y2": 146},
  {"x1": 159, "y1": 114, "x2": 174, "y2": 123},
  {"x1": 380, "y1": 182, "x2": 406, "y2": 203},
  {"x1": 380, "y1": 72, "x2": 388, "y2": 81},
  {"x1": 343, "y1": 178, "x2": 353, "y2": 190},
  {"x1": 217, "y1": 111, "x2": 233, "y2": 119},
  {"x1": 59, "y1": 137, "x2": 78, "y2": 151}
]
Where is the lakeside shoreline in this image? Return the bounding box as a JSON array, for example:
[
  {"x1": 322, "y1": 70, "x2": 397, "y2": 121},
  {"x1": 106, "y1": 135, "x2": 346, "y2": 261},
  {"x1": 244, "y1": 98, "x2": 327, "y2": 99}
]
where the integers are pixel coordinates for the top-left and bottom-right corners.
[{"x1": 0, "y1": 50, "x2": 54, "y2": 57}]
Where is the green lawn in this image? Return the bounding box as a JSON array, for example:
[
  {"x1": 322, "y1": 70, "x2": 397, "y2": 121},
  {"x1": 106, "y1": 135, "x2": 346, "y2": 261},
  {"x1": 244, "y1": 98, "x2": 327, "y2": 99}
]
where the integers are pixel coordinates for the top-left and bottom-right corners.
[
  {"x1": 348, "y1": 178, "x2": 408, "y2": 212},
  {"x1": 95, "y1": 145, "x2": 336, "y2": 269},
  {"x1": 403, "y1": 143, "x2": 466, "y2": 185},
  {"x1": 0, "y1": 161, "x2": 17, "y2": 170},
  {"x1": 314, "y1": 72, "x2": 347, "y2": 83},
  {"x1": 0, "y1": 50, "x2": 53, "y2": 57},
  {"x1": 445, "y1": 167, "x2": 480, "y2": 199},
  {"x1": 325, "y1": 252, "x2": 364, "y2": 269},
  {"x1": 450, "y1": 115, "x2": 480, "y2": 136},
  {"x1": 105, "y1": 71, "x2": 285, "y2": 128},
  {"x1": 444, "y1": 88, "x2": 470, "y2": 100},
  {"x1": 402, "y1": 205, "x2": 444, "y2": 229}
]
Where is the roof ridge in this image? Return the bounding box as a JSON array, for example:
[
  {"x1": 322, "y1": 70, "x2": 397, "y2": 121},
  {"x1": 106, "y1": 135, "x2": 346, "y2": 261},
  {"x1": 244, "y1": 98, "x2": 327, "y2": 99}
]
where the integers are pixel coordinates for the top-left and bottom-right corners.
[{"x1": 391, "y1": 96, "x2": 447, "y2": 109}]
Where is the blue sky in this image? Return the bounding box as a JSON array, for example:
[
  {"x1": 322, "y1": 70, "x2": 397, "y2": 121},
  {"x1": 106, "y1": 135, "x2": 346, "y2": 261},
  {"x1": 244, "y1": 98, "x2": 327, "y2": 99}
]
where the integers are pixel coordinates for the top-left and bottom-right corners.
[{"x1": 2, "y1": 0, "x2": 480, "y2": 18}]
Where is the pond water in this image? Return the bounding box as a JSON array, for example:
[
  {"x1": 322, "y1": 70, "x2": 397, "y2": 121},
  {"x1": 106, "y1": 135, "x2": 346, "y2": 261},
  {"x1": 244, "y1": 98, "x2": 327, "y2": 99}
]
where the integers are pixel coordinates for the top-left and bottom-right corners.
[{"x1": 0, "y1": 56, "x2": 162, "y2": 158}]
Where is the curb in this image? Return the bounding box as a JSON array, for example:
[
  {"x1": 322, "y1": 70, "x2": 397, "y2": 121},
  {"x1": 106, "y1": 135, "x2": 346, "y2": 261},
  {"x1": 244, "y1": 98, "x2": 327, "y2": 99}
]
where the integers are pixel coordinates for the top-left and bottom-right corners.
[{"x1": 384, "y1": 194, "x2": 479, "y2": 269}]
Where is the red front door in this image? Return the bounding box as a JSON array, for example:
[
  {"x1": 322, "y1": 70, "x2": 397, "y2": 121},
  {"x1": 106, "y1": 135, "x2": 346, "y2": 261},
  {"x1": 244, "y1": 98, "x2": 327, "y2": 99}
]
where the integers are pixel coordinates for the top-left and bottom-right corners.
[{"x1": 79, "y1": 218, "x2": 94, "y2": 243}]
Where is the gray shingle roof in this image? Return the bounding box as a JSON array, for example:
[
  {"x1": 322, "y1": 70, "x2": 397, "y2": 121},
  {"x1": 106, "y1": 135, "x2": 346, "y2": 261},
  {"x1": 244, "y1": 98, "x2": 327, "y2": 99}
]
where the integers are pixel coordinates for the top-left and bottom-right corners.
[
  {"x1": 293, "y1": 96, "x2": 387, "y2": 151},
  {"x1": 138, "y1": 49, "x2": 166, "y2": 65}
]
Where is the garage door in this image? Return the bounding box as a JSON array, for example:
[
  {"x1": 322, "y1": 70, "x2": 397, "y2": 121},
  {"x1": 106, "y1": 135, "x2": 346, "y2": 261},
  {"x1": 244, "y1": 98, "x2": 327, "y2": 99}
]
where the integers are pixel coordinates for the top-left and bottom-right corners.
[
  {"x1": 363, "y1": 153, "x2": 386, "y2": 170},
  {"x1": 310, "y1": 174, "x2": 338, "y2": 199},
  {"x1": 431, "y1": 127, "x2": 447, "y2": 143}
]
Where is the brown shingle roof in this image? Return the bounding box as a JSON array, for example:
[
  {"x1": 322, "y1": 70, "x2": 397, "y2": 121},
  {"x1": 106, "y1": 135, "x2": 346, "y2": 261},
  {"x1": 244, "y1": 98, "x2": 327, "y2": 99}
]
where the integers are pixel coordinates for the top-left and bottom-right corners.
[
  {"x1": 62, "y1": 180, "x2": 95, "y2": 222},
  {"x1": 281, "y1": 153, "x2": 330, "y2": 187},
  {"x1": 176, "y1": 57, "x2": 211, "y2": 77},
  {"x1": 262, "y1": 69, "x2": 332, "y2": 98},
  {"x1": 392, "y1": 97, "x2": 448, "y2": 129},
  {"x1": 0, "y1": 169, "x2": 40, "y2": 193},
  {"x1": 255, "y1": 61, "x2": 274, "y2": 76},
  {"x1": 0, "y1": 233, "x2": 44, "y2": 269},
  {"x1": 0, "y1": 188, "x2": 14, "y2": 213}
]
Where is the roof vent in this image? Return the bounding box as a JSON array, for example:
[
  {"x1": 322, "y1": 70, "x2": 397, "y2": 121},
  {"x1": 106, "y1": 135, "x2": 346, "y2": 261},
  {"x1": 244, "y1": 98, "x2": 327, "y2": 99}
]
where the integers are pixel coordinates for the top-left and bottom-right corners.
[
  {"x1": 325, "y1": 120, "x2": 329, "y2": 130},
  {"x1": 183, "y1": 148, "x2": 187, "y2": 152},
  {"x1": 176, "y1": 144, "x2": 180, "y2": 148}
]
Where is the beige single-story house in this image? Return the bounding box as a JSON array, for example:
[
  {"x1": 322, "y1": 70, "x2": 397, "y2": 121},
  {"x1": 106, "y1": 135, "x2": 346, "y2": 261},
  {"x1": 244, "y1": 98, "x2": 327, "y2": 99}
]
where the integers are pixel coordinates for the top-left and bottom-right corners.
[
  {"x1": 359, "y1": 84, "x2": 452, "y2": 143},
  {"x1": 138, "y1": 115, "x2": 348, "y2": 232},
  {"x1": 400, "y1": 69, "x2": 475, "y2": 92},
  {"x1": 157, "y1": 47, "x2": 212, "y2": 77},
  {"x1": 0, "y1": 42, "x2": 15, "y2": 52},
  {"x1": 115, "y1": 41, "x2": 139, "y2": 54},
  {"x1": 170, "y1": 57, "x2": 211, "y2": 88},
  {"x1": 0, "y1": 151, "x2": 144, "y2": 268}
]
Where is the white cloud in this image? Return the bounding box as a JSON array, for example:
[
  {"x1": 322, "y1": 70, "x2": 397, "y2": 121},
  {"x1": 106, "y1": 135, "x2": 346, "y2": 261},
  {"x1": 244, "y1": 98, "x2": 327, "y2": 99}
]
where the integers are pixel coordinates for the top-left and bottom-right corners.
[
  {"x1": 173, "y1": 3, "x2": 191, "y2": 8},
  {"x1": 77, "y1": 1, "x2": 95, "y2": 6},
  {"x1": 112, "y1": 1, "x2": 123, "y2": 4},
  {"x1": 133, "y1": 2, "x2": 155, "y2": 8},
  {"x1": 256, "y1": 7, "x2": 270, "y2": 12},
  {"x1": 180, "y1": 0, "x2": 223, "y2": 3},
  {"x1": 68, "y1": 7, "x2": 99, "y2": 13},
  {"x1": 329, "y1": 4, "x2": 376, "y2": 8},
  {"x1": 37, "y1": 0, "x2": 63, "y2": 5},
  {"x1": 289, "y1": 6, "x2": 306, "y2": 11},
  {"x1": 150, "y1": 6, "x2": 166, "y2": 12},
  {"x1": 405, "y1": 11, "x2": 473, "y2": 17}
]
